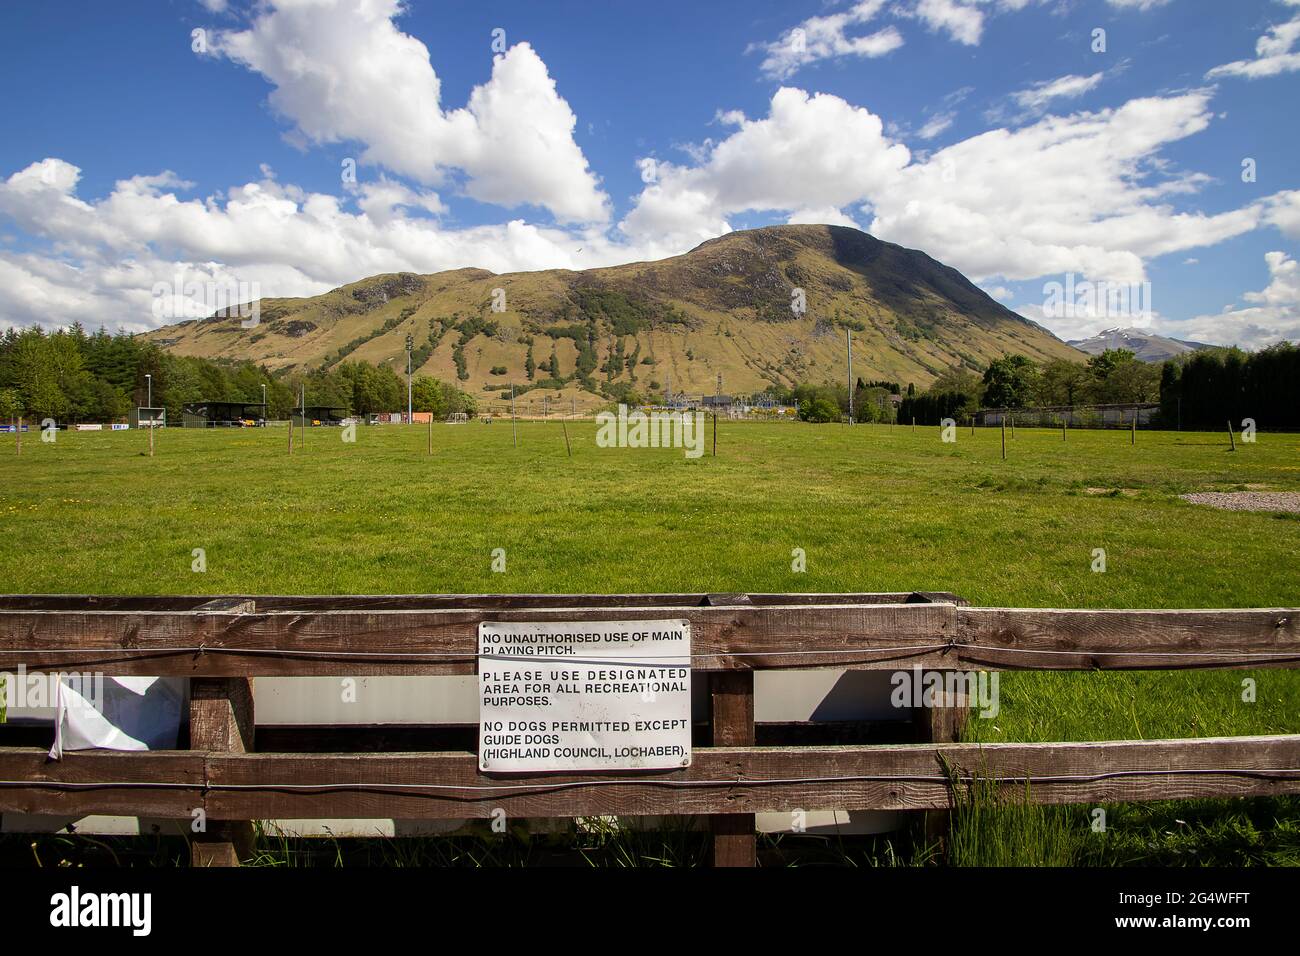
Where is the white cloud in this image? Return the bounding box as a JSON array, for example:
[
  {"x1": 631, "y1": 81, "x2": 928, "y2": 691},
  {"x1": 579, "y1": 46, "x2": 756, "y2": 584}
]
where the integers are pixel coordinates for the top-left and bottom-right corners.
[
  {"x1": 1015, "y1": 251, "x2": 1300, "y2": 350},
  {"x1": 354, "y1": 177, "x2": 446, "y2": 225},
  {"x1": 916, "y1": 112, "x2": 955, "y2": 139},
  {"x1": 210, "y1": 0, "x2": 608, "y2": 223},
  {"x1": 1264, "y1": 189, "x2": 1300, "y2": 238},
  {"x1": 1012, "y1": 72, "x2": 1105, "y2": 112},
  {"x1": 1173, "y1": 251, "x2": 1300, "y2": 348},
  {"x1": 748, "y1": 1, "x2": 902, "y2": 80},
  {"x1": 7, "y1": 80, "x2": 1275, "y2": 338},
  {"x1": 1244, "y1": 250, "x2": 1300, "y2": 309},
  {"x1": 911, "y1": 0, "x2": 986, "y2": 46},
  {"x1": 0, "y1": 254, "x2": 125, "y2": 330},
  {"x1": 1206, "y1": 5, "x2": 1300, "y2": 80},
  {"x1": 620, "y1": 88, "x2": 910, "y2": 249},
  {"x1": 787, "y1": 206, "x2": 861, "y2": 228},
  {"x1": 625, "y1": 87, "x2": 1264, "y2": 289},
  {"x1": 872, "y1": 92, "x2": 1266, "y2": 283},
  {"x1": 2, "y1": 35, "x2": 1292, "y2": 355},
  {"x1": 1010, "y1": 302, "x2": 1134, "y2": 344},
  {"x1": 0, "y1": 158, "x2": 636, "y2": 332},
  {"x1": 1106, "y1": 0, "x2": 1173, "y2": 10},
  {"x1": 757, "y1": 0, "x2": 1053, "y2": 72}
]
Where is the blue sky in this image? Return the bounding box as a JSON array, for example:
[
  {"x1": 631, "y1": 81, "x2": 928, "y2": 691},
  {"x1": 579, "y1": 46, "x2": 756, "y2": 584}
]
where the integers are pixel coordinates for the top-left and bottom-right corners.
[{"x1": 1, "y1": 0, "x2": 1298, "y2": 347}]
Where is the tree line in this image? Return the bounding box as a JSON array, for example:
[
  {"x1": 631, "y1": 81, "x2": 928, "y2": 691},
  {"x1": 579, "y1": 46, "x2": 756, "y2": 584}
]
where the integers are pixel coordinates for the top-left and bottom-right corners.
[
  {"x1": 899, "y1": 349, "x2": 1163, "y2": 425},
  {"x1": 0, "y1": 325, "x2": 477, "y2": 424},
  {"x1": 772, "y1": 381, "x2": 902, "y2": 423},
  {"x1": 896, "y1": 343, "x2": 1299, "y2": 429},
  {"x1": 1159, "y1": 344, "x2": 1299, "y2": 430}
]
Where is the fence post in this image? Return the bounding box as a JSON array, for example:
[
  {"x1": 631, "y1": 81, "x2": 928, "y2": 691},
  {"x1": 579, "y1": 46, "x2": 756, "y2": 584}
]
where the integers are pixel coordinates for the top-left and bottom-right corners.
[
  {"x1": 705, "y1": 593, "x2": 755, "y2": 867},
  {"x1": 710, "y1": 670, "x2": 755, "y2": 866},
  {"x1": 190, "y1": 598, "x2": 256, "y2": 867},
  {"x1": 910, "y1": 593, "x2": 971, "y2": 854},
  {"x1": 914, "y1": 673, "x2": 969, "y2": 850}
]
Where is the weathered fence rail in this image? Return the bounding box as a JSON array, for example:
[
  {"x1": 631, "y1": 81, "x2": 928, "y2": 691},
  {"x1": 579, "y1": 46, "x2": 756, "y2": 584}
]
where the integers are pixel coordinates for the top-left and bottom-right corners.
[{"x1": 0, "y1": 592, "x2": 1297, "y2": 867}]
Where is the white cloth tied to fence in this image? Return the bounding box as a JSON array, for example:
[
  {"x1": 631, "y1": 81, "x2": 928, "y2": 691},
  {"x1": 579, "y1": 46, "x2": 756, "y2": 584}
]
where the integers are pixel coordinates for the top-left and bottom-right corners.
[{"x1": 49, "y1": 676, "x2": 185, "y2": 759}]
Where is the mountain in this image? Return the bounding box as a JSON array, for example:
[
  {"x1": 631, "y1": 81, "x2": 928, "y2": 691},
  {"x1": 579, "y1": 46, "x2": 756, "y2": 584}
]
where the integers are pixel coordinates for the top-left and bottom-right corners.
[
  {"x1": 1068, "y1": 327, "x2": 1212, "y2": 363},
  {"x1": 143, "y1": 224, "x2": 1081, "y2": 407}
]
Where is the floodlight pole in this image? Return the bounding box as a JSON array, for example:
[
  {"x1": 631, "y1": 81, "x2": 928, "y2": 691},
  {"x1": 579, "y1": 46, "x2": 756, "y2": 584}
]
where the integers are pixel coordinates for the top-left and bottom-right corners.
[
  {"x1": 406, "y1": 333, "x2": 414, "y2": 425},
  {"x1": 146, "y1": 374, "x2": 152, "y2": 409},
  {"x1": 846, "y1": 330, "x2": 853, "y2": 425}
]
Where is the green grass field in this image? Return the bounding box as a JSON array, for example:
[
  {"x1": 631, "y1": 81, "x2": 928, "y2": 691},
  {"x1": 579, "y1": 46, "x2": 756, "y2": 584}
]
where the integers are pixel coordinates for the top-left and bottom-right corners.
[{"x1": 2, "y1": 420, "x2": 1298, "y2": 866}]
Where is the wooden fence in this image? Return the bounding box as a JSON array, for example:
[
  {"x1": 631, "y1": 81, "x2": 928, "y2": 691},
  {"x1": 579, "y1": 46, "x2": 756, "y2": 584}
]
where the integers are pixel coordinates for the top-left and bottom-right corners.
[{"x1": 0, "y1": 592, "x2": 1297, "y2": 867}]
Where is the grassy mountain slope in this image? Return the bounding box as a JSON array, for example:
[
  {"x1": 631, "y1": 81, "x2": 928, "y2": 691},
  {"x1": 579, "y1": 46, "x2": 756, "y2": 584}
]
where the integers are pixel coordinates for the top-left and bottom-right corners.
[{"x1": 144, "y1": 225, "x2": 1081, "y2": 406}]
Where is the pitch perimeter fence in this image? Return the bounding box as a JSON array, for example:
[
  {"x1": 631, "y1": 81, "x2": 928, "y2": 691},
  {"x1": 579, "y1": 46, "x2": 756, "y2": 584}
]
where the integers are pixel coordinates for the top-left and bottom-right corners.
[{"x1": 0, "y1": 592, "x2": 1296, "y2": 866}]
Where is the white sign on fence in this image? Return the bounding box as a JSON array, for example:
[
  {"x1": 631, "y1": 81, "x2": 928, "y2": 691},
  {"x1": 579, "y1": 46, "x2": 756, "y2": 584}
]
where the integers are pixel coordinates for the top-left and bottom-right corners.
[{"x1": 477, "y1": 619, "x2": 692, "y2": 773}]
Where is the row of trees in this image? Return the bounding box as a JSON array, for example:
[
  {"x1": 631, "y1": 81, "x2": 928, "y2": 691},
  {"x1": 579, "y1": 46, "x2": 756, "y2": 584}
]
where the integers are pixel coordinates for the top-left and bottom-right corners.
[
  {"x1": 286, "y1": 361, "x2": 477, "y2": 419},
  {"x1": 895, "y1": 343, "x2": 1300, "y2": 429},
  {"x1": 592, "y1": 344, "x2": 1295, "y2": 432},
  {"x1": 767, "y1": 382, "x2": 903, "y2": 423},
  {"x1": 978, "y1": 350, "x2": 1161, "y2": 409},
  {"x1": 899, "y1": 349, "x2": 1162, "y2": 425},
  {"x1": 1160, "y1": 343, "x2": 1299, "y2": 429},
  {"x1": 781, "y1": 350, "x2": 1161, "y2": 426},
  {"x1": 0, "y1": 325, "x2": 476, "y2": 424},
  {"x1": 590, "y1": 344, "x2": 1296, "y2": 430}
]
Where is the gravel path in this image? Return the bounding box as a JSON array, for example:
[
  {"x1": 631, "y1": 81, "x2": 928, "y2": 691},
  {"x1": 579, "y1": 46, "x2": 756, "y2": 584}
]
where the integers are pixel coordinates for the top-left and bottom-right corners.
[{"x1": 1180, "y1": 491, "x2": 1300, "y2": 513}]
